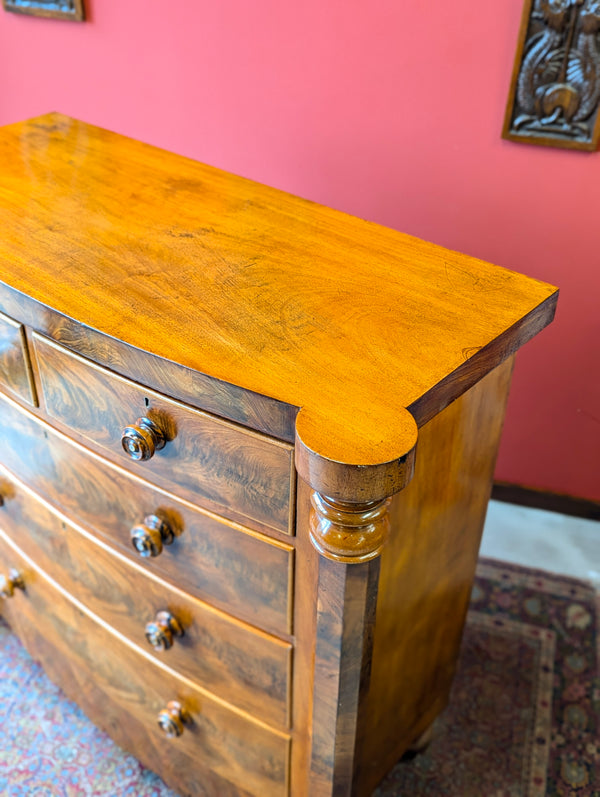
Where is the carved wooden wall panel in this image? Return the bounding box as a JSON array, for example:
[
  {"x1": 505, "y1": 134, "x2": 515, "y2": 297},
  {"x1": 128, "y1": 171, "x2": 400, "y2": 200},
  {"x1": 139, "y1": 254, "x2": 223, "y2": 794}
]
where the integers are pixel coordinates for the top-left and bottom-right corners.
[{"x1": 504, "y1": 0, "x2": 600, "y2": 150}]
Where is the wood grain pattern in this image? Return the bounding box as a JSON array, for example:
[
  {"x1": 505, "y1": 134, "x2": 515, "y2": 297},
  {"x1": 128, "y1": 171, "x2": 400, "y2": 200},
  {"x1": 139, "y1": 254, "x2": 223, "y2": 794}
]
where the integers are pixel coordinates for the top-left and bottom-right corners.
[
  {"x1": 0, "y1": 390, "x2": 293, "y2": 637},
  {"x1": 0, "y1": 281, "x2": 297, "y2": 441},
  {"x1": 354, "y1": 357, "x2": 516, "y2": 795},
  {"x1": 0, "y1": 530, "x2": 290, "y2": 797},
  {"x1": 309, "y1": 493, "x2": 391, "y2": 563},
  {"x1": 0, "y1": 466, "x2": 292, "y2": 729},
  {"x1": 33, "y1": 334, "x2": 295, "y2": 536},
  {"x1": 0, "y1": 114, "x2": 557, "y2": 486},
  {"x1": 10, "y1": 620, "x2": 257, "y2": 797},
  {"x1": 309, "y1": 557, "x2": 380, "y2": 796},
  {"x1": 0, "y1": 310, "x2": 37, "y2": 406},
  {"x1": 288, "y1": 476, "x2": 320, "y2": 796},
  {"x1": 0, "y1": 115, "x2": 560, "y2": 796},
  {"x1": 304, "y1": 495, "x2": 393, "y2": 792}
]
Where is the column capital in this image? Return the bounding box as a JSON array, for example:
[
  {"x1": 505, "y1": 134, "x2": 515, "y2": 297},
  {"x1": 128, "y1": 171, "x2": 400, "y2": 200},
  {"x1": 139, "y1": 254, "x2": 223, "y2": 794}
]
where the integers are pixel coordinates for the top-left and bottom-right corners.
[{"x1": 309, "y1": 491, "x2": 392, "y2": 564}]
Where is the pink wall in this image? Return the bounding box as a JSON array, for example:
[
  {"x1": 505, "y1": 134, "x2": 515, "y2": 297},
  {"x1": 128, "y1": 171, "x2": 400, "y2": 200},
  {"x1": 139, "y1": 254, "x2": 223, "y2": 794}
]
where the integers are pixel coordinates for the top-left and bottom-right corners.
[{"x1": 0, "y1": 1, "x2": 598, "y2": 501}]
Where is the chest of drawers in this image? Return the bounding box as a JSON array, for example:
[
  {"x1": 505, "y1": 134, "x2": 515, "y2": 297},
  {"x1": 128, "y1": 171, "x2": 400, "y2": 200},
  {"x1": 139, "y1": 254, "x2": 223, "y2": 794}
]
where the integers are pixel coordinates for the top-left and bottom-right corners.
[{"x1": 0, "y1": 114, "x2": 557, "y2": 796}]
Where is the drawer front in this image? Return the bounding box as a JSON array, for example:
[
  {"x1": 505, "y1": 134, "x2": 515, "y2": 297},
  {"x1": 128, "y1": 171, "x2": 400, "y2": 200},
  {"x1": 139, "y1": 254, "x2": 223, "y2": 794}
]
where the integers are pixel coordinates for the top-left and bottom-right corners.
[
  {"x1": 0, "y1": 310, "x2": 36, "y2": 405},
  {"x1": 0, "y1": 530, "x2": 290, "y2": 797},
  {"x1": 0, "y1": 468, "x2": 291, "y2": 729},
  {"x1": 0, "y1": 391, "x2": 293, "y2": 636},
  {"x1": 33, "y1": 334, "x2": 294, "y2": 536}
]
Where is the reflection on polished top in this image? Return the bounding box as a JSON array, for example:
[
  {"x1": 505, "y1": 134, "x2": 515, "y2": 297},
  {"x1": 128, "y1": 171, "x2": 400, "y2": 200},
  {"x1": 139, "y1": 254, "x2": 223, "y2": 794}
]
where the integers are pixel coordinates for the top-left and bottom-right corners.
[{"x1": 0, "y1": 113, "x2": 558, "y2": 498}]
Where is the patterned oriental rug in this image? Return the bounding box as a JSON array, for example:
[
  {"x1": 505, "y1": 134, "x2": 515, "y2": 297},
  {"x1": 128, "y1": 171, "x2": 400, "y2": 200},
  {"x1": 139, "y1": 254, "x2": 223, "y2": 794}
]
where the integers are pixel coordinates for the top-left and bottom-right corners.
[{"x1": 1, "y1": 558, "x2": 598, "y2": 796}]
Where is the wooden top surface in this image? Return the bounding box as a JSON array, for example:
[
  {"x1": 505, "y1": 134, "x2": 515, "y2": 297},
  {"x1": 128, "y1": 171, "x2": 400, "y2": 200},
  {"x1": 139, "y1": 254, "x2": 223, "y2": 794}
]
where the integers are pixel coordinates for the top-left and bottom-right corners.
[{"x1": 0, "y1": 114, "x2": 557, "y2": 498}]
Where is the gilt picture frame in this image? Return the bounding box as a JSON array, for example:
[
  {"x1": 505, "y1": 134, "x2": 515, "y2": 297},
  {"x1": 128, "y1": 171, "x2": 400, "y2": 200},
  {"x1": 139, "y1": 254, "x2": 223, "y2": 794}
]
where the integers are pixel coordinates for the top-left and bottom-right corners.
[{"x1": 2, "y1": 0, "x2": 84, "y2": 21}]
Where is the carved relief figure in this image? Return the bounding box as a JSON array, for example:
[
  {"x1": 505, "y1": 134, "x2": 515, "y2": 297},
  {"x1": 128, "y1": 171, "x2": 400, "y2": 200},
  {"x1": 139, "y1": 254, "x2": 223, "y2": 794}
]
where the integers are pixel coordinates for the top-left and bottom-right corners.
[{"x1": 505, "y1": 0, "x2": 600, "y2": 148}]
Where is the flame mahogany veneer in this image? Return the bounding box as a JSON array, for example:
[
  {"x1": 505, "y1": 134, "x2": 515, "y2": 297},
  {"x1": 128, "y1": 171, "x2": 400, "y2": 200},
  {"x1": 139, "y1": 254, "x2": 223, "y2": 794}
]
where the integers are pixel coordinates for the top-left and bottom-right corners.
[{"x1": 0, "y1": 114, "x2": 557, "y2": 796}]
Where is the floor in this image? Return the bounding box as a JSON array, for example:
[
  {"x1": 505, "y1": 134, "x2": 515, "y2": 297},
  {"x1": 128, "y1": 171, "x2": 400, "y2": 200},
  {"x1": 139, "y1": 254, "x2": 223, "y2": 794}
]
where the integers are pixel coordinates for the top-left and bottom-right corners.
[{"x1": 480, "y1": 499, "x2": 600, "y2": 588}]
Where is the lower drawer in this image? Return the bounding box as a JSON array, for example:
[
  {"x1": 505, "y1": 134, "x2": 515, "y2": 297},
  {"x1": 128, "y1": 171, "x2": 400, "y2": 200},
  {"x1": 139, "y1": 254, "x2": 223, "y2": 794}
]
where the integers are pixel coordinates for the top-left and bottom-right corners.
[
  {"x1": 0, "y1": 465, "x2": 291, "y2": 729},
  {"x1": 0, "y1": 530, "x2": 290, "y2": 797}
]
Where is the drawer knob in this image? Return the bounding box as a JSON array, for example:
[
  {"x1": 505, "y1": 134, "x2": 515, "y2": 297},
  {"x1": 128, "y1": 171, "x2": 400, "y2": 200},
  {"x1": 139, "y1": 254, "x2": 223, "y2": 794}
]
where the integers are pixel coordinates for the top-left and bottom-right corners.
[
  {"x1": 121, "y1": 417, "x2": 166, "y2": 461},
  {"x1": 145, "y1": 610, "x2": 183, "y2": 651},
  {"x1": 0, "y1": 568, "x2": 25, "y2": 598},
  {"x1": 157, "y1": 700, "x2": 186, "y2": 738},
  {"x1": 130, "y1": 514, "x2": 174, "y2": 558}
]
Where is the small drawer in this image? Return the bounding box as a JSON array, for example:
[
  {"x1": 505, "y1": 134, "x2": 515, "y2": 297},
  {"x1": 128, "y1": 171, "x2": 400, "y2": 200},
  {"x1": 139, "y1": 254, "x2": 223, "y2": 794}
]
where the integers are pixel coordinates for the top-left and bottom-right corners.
[
  {"x1": 0, "y1": 530, "x2": 290, "y2": 797},
  {"x1": 32, "y1": 334, "x2": 294, "y2": 536},
  {"x1": 0, "y1": 390, "x2": 293, "y2": 636},
  {"x1": 0, "y1": 469, "x2": 291, "y2": 729},
  {"x1": 0, "y1": 311, "x2": 36, "y2": 405}
]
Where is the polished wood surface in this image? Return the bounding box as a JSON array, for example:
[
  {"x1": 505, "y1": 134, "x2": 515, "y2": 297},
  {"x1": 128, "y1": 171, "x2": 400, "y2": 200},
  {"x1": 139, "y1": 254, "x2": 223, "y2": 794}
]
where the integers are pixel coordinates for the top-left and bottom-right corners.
[
  {"x1": 0, "y1": 390, "x2": 293, "y2": 636},
  {"x1": 0, "y1": 531, "x2": 290, "y2": 797},
  {"x1": 309, "y1": 493, "x2": 391, "y2": 563},
  {"x1": 356, "y1": 357, "x2": 515, "y2": 795},
  {"x1": 34, "y1": 334, "x2": 295, "y2": 535},
  {"x1": 0, "y1": 114, "x2": 556, "y2": 493},
  {"x1": 310, "y1": 557, "x2": 380, "y2": 795},
  {"x1": 0, "y1": 115, "x2": 559, "y2": 796},
  {"x1": 0, "y1": 310, "x2": 36, "y2": 406},
  {"x1": 301, "y1": 359, "x2": 517, "y2": 796},
  {"x1": 288, "y1": 476, "x2": 320, "y2": 796},
  {"x1": 0, "y1": 284, "x2": 297, "y2": 441},
  {"x1": 0, "y1": 466, "x2": 292, "y2": 728}
]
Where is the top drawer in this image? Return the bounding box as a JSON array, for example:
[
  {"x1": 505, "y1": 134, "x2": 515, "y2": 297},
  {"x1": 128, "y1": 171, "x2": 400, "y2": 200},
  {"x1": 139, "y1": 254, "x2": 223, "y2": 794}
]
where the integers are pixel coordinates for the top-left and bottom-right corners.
[
  {"x1": 32, "y1": 334, "x2": 295, "y2": 536},
  {"x1": 0, "y1": 311, "x2": 36, "y2": 406}
]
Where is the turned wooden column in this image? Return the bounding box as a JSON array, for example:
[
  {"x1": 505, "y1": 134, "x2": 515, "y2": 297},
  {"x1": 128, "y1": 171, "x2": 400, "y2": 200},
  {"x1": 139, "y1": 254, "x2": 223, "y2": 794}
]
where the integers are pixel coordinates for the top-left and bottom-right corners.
[
  {"x1": 309, "y1": 493, "x2": 391, "y2": 564},
  {"x1": 296, "y1": 405, "x2": 417, "y2": 797},
  {"x1": 308, "y1": 494, "x2": 389, "y2": 796}
]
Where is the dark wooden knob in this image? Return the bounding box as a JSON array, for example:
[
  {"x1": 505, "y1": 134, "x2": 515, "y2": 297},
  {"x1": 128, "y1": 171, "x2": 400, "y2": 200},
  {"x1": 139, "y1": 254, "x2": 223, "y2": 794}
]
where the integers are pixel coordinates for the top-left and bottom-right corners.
[
  {"x1": 157, "y1": 700, "x2": 186, "y2": 738},
  {"x1": 121, "y1": 417, "x2": 166, "y2": 461},
  {"x1": 0, "y1": 568, "x2": 25, "y2": 598},
  {"x1": 145, "y1": 610, "x2": 183, "y2": 651},
  {"x1": 130, "y1": 514, "x2": 174, "y2": 558}
]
